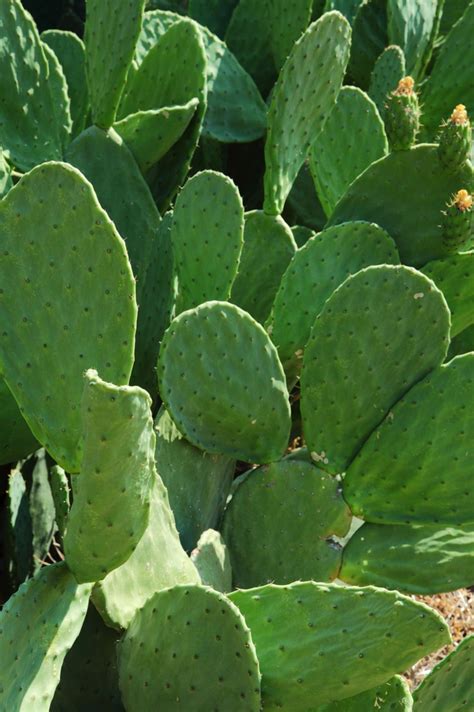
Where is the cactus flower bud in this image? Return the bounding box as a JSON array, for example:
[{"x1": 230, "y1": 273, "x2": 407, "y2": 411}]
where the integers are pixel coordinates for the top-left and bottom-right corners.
[
  {"x1": 438, "y1": 104, "x2": 472, "y2": 170},
  {"x1": 442, "y1": 189, "x2": 473, "y2": 250},
  {"x1": 384, "y1": 76, "x2": 420, "y2": 151}
]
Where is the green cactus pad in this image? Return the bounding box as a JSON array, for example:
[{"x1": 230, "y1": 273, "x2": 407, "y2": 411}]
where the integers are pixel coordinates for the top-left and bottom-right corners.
[
  {"x1": 171, "y1": 170, "x2": 244, "y2": 313},
  {"x1": 66, "y1": 126, "x2": 160, "y2": 306},
  {"x1": 223, "y1": 460, "x2": 351, "y2": 587},
  {"x1": 190, "y1": 529, "x2": 232, "y2": 593},
  {"x1": 369, "y1": 45, "x2": 406, "y2": 116},
  {"x1": 0, "y1": 162, "x2": 136, "y2": 472},
  {"x1": 231, "y1": 210, "x2": 296, "y2": 324},
  {"x1": 421, "y1": 3, "x2": 474, "y2": 138},
  {"x1": 422, "y1": 251, "x2": 474, "y2": 337},
  {"x1": 114, "y1": 100, "x2": 198, "y2": 173},
  {"x1": 158, "y1": 301, "x2": 291, "y2": 463},
  {"x1": 50, "y1": 466, "x2": 70, "y2": 540},
  {"x1": 270, "y1": 223, "x2": 400, "y2": 381},
  {"x1": 0, "y1": 148, "x2": 12, "y2": 198},
  {"x1": 64, "y1": 371, "x2": 154, "y2": 584},
  {"x1": 292, "y1": 225, "x2": 315, "y2": 247},
  {"x1": 285, "y1": 163, "x2": 328, "y2": 232},
  {"x1": 448, "y1": 323, "x2": 474, "y2": 359},
  {"x1": 264, "y1": 12, "x2": 351, "y2": 215},
  {"x1": 188, "y1": 0, "x2": 239, "y2": 37},
  {"x1": 344, "y1": 354, "x2": 474, "y2": 526},
  {"x1": 229, "y1": 581, "x2": 450, "y2": 710},
  {"x1": 413, "y1": 635, "x2": 474, "y2": 711},
  {"x1": 387, "y1": 0, "x2": 438, "y2": 78},
  {"x1": 348, "y1": 0, "x2": 388, "y2": 89},
  {"x1": 137, "y1": 9, "x2": 267, "y2": 143},
  {"x1": 266, "y1": 0, "x2": 313, "y2": 70},
  {"x1": 29, "y1": 450, "x2": 56, "y2": 572},
  {"x1": 310, "y1": 87, "x2": 388, "y2": 217},
  {"x1": 51, "y1": 606, "x2": 122, "y2": 712},
  {"x1": 4, "y1": 466, "x2": 33, "y2": 586},
  {"x1": 118, "y1": 584, "x2": 261, "y2": 710},
  {"x1": 317, "y1": 675, "x2": 413, "y2": 711},
  {"x1": 131, "y1": 212, "x2": 176, "y2": 398},
  {"x1": 155, "y1": 407, "x2": 234, "y2": 551},
  {"x1": 0, "y1": 0, "x2": 69, "y2": 170},
  {"x1": 41, "y1": 30, "x2": 89, "y2": 138},
  {"x1": 328, "y1": 144, "x2": 474, "y2": 267},
  {"x1": 324, "y1": 0, "x2": 364, "y2": 24},
  {"x1": 85, "y1": 0, "x2": 146, "y2": 128},
  {"x1": 340, "y1": 521, "x2": 474, "y2": 594},
  {"x1": 301, "y1": 265, "x2": 450, "y2": 475},
  {"x1": 41, "y1": 42, "x2": 72, "y2": 155},
  {"x1": 0, "y1": 380, "x2": 38, "y2": 466},
  {"x1": 93, "y1": 473, "x2": 199, "y2": 630},
  {"x1": 0, "y1": 562, "x2": 92, "y2": 712}
]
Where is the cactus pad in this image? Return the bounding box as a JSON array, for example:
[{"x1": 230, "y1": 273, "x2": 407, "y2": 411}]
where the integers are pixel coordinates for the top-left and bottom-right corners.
[
  {"x1": 93, "y1": 473, "x2": 199, "y2": 630},
  {"x1": 344, "y1": 354, "x2": 474, "y2": 526},
  {"x1": 328, "y1": 144, "x2": 474, "y2": 266},
  {"x1": 158, "y1": 301, "x2": 291, "y2": 463},
  {"x1": 387, "y1": 0, "x2": 438, "y2": 78},
  {"x1": 171, "y1": 170, "x2": 244, "y2": 313},
  {"x1": 155, "y1": 407, "x2": 234, "y2": 551},
  {"x1": 222, "y1": 459, "x2": 351, "y2": 587},
  {"x1": 264, "y1": 12, "x2": 351, "y2": 215},
  {"x1": 188, "y1": 0, "x2": 239, "y2": 37},
  {"x1": 310, "y1": 86, "x2": 388, "y2": 217},
  {"x1": 85, "y1": 0, "x2": 146, "y2": 128},
  {"x1": 269, "y1": 221, "x2": 399, "y2": 379},
  {"x1": 229, "y1": 581, "x2": 450, "y2": 710},
  {"x1": 190, "y1": 529, "x2": 232, "y2": 593},
  {"x1": 317, "y1": 675, "x2": 413, "y2": 711},
  {"x1": 301, "y1": 265, "x2": 449, "y2": 475},
  {"x1": 231, "y1": 210, "x2": 296, "y2": 324},
  {"x1": 50, "y1": 466, "x2": 70, "y2": 540},
  {"x1": 64, "y1": 371, "x2": 154, "y2": 583},
  {"x1": 0, "y1": 380, "x2": 38, "y2": 466},
  {"x1": 118, "y1": 584, "x2": 261, "y2": 710},
  {"x1": 349, "y1": 0, "x2": 388, "y2": 90},
  {"x1": 369, "y1": 45, "x2": 406, "y2": 116},
  {"x1": 0, "y1": 162, "x2": 137, "y2": 473},
  {"x1": 422, "y1": 251, "x2": 474, "y2": 337},
  {"x1": 266, "y1": 0, "x2": 314, "y2": 70},
  {"x1": 0, "y1": 562, "x2": 92, "y2": 712},
  {"x1": 413, "y1": 635, "x2": 474, "y2": 711},
  {"x1": 340, "y1": 521, "x2": 474, "y2": 594}
]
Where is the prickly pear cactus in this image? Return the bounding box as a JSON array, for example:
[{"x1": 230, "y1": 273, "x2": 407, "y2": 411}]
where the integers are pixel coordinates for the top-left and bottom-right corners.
[
  {"x1": 438, "y1": 104, "x2": 472, "y2": 171},
  {"x1": 413, "y1": 635, "x2": 474, "y2": 711},
  {"x1": 441, "y1": 188, "x2": 473, "y2": 251},
  {"x1": 384, "y1": 76, "x2": 420, "y2": 150}
]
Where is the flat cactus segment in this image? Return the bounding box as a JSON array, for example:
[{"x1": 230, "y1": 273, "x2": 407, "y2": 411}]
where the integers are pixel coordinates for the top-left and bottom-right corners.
[
  {"x1": 0, "y1": 148, "x2": 12, "y2": 198},
  {"x1": 422, "y1": 251, "x2": 474, "y2": 337},
  {"x1": 158, "y1": 302, "x2": 291, "y2": 463},
  {"x1": 4, "y1": 467, "x2": 33, "y2": 586},
  {"x1": 270, "y1": 222, "x2": 399, "y2": 379},
  {"x1": 66, "y1": 126, "x2": 160, "y2": 305},
  {"x1": 29, "y1": 450, "x2": 56, "y2": 572},
  {"x1": 188, "y1": 0, "x2": 239, "y2": 37},
  {"x1": 301, "y1": 265, "x2": 450, "y2": 475},
  {"x1": 310, "y1": 86, "x2": 388, "y2": 217},
  {"x1": 229, "y1": 581, "x2": 450, "y2": 710},
  {"x1": 317, "y1": 675, "x2": 413, "y2": 711},
  {"x1": 387, "y1": 0, "x2": 438, "y2": 78},
  {"x1": 413, "y1": 635, "x2": 474, "y2": 711},
  {"x1": 50, "y1": 466, "x2": 70, "y2": 540},
  {"x1": 155, "y1": 407, "x2": 235, "y2": 551},
  {"x1": 292, "y1": 224, "x2": 315, "y2": 247},
  {"x1": 0, "y1": 162, "x2": 137, "y2": 473},
  {"x1": 324, "y1": 0, "x2": 364, "y2": 24},
  {"x1": 64, "y1": 371, "x2": 155, "y2": 584},
  {"x1": 222, "y1": 460, "x2": 351, "y2": 587},
  {"x1": 349, "y1": 0, "x2": 388, "y2": 89},
  {"x1": 0, "y1": 562, "x2": 92, "y2": 712},
  {"x1": 41, "y1": 30, "x2": 89, "y2": 138},
  {"x1": 114, "y1": 100, "x2": 198, "y2": 173},
  {"x1": 118, "y1": 585, "x2": 261, "y2": 710},
  {"x1": 51, "y1": 606, "x2": 123, "y2": 712},
  {"x1": 266, "y1": 0, "x2": 314, "y2": 70},
  {"x1": 421, "y1": 3, "x2": 474, "y2": 138},
  {"x1": 285, "y1": 163, "x2": 328, "y2": 232},
  {"x1": 340, "y1": 522, "x2": 474, "y2": 594},
  {"x1": 263, "y1": 12, "x2": 351, "y2": 215},
  {"x1": 328, "y1": 144, "x2": 474, "y2": 267},
  {"x1": 369, "y1": 45, "x2": 406, "y2": 116},
  {"x1": 85, "y1": 0, "x2": 146, "y2": 128},
  {"x1": 0, "y1": 0, "x2": 68, "y2": 169},
  {"x1": 93, "y1": 474, "x2": 199, "y2": 630},
  {"x1": 136, "y1": 10, "x2": 267, "y2": 143},
  {"x1": 131, "y1": 212, "x2": 175, "y2": 398},
  {"x1": 41, "y1": 42, "x2": 73, "y2": 155},
  {"x1": 171, "y1": 170, "x2": 244, "y2": 313},
  {"x1": 0, "y1": 379, "x2": 38, "y2": 466},
  {"x1": 231, "y1": 210, "x2": 296, "y2": 324},
  {"x1": 190, "y1": 529, "x2": 233, "y2": 593},
  {"x1": 448, "y1": 323, "x2": 474, "y2": 358},
  {"x1": 344, "y1": 354, "x2": 474, "y2": 526}
]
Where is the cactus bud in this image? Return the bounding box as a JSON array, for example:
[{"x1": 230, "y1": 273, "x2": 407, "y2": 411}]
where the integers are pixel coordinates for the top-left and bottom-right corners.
[
  {"x1": 438, "y1": 104, "x2": 472, "y2": 170},
  {"x1": 442, "y1": 189, "x2": 473, "y2": 250},
  {"x1": 384, "y1": 76, "x2": 420, "y2": 151}
]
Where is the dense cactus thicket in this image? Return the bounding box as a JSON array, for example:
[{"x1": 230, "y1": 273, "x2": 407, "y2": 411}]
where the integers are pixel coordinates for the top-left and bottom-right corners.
[{"x1": 0, "y1": 0, "x2": 473, "y2": 710}]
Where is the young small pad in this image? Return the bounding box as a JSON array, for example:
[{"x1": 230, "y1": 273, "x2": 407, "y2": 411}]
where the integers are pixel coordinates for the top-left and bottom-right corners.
[{"x1": 369, "y1": 44, "x2": 406, "y2": 116}]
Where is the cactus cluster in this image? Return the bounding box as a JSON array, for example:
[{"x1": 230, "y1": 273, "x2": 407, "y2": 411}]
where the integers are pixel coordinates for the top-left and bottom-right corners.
[{"x1": 0, "y1": 0, "x2": 473, "y2": 710}]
